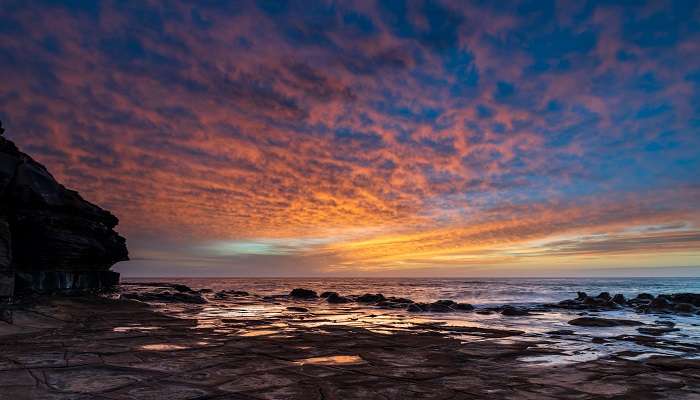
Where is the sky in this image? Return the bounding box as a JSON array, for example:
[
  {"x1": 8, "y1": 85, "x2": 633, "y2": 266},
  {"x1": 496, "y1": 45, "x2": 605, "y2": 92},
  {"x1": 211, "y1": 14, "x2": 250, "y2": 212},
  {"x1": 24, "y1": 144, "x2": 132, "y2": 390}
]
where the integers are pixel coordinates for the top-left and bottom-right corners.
[{"x1": 1, "y1": 0, "x2": 700, "y2": 277}]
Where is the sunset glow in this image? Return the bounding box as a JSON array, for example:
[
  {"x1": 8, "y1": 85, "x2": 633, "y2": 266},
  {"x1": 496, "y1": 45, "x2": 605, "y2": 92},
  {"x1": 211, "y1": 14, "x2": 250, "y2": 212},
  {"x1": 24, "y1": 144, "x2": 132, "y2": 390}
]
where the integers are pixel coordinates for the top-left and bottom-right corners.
[{"x1": 1, "y1": 1, "x2": 699, "y2": 276}]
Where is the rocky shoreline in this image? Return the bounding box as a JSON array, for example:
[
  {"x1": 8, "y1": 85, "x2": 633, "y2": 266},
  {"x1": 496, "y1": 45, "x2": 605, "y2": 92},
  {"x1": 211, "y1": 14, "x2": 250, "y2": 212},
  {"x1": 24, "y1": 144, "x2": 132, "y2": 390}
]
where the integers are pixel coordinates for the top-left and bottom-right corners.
[{"x1": 2, "y1": 283, "x2": 698, "y2": 399}]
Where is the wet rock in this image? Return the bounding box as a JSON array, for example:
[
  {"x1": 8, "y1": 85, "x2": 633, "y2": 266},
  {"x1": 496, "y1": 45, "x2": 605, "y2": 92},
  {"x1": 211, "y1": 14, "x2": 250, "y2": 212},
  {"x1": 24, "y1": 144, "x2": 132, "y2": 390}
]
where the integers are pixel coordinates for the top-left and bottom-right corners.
[
  {"x1": 424, "y1": 302, "x2": 452, "y2": 312},
  {"x1": 667, "y1": 293, "x2": 700, "y2": 307},
  {"x1": 406, "y1": 304, "x2": 423, "y2": 312},
  {"x1": 212, "y1": 289, "x2": 250, "y2": 300},
  {"x1": 375, "y1": 300, "x2": 407, "y2": 309},
  {"x1": 596, "y1": 292, "x2": 612, "y2": 301},
  {"x1": 673, "y1": 303, "x2": 696, "y2": 313},
  {"x1": 286, "y1": 306, "x2": 309, "y2": 313},
  {"x1": 452, "y1": 303, "x2": 474, "y2": 311},
  {"x1": 289, "y1": 288, "x2": 318, "y2": 299},
  {"x1": 591, "y1": 337, "x2": 607, "y2": 344},
  {"x1": 636, "y1": 293, "x2": 655, "y2": 301},
  {"x1": 385, "y1": 296, "x2": 413, "y2": 304},
  {"x1": 326, "y1": 293, "x2": 352, "y2": 304},
  {"x1": 171, "y1": 284, "x2": 194, "y2": 293},
  {"x1": 576, "y1": 291, "x2": 588, "y2": 300},
  {"x1": 654, "y1": 320, "x2": 676, "y2": 328},
  {"x1": 612, "y1": 293, "x2": 627, "y2": 305},
  {"x1": 645, "y1": 356, "x2": 700, "y2": 371},
  {"x1": 568, "y1": 317, "x2": 644, "y2": 327},
  {"x1": 213, "y1": 291, "x2": 227, "y2": 300},
  {"x1": 434, "y1": 299, "x2": 456, "y2": 306},
  {"x1": 637, "y1": 327, "x2": 679, "y2": 336},
  {"x1": 121, "y1": 291, "x2": 207, "y2": 304},
  {"x1": 547, "y1": 329, "x2": 575, "y2": 335},
  {"x1": 357, "y1": 293, "x2": 385, "y2": 303},
  {"x1": 649, "y1": 296, "x2": 672, "y2": 310},
  {"x1": 319, "y1": 291, "x2": 337, "y2": 298},
  {"x1": 501, "y1": 306, "x2": 529, "y2": 316}
]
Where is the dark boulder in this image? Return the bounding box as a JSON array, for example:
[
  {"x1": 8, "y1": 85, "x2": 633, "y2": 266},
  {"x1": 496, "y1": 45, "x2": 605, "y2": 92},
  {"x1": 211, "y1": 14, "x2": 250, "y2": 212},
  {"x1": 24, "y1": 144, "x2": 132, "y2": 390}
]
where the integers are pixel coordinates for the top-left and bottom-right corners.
[
  {"x1": 289, "y1": 288, "x2": 318, "y2": 299},
  {"x1": 672, "y1": 303, "x2": 696, "y2": 313},
  {"x1": 406, "y1": 303, "x2": 423, "y2": 312},
  {"x1": 357, "y1": 293, "x2": 385, "y2": 303},
  {"x1": 596, "y1": 292, "x2": 612, "y2": 301},
  {"x1": 320, "y1": 291, "x2": 337, "y2": 298},
  {"x1": 501, "y1": 306, "x2": 529, "y2": 316},
  {"x1": 649, "y1": 296, "x2": 672, "y2": 310},
  {"x1": 0, "y1": 124, "x2": 127, "y2": 298},
  {"x1": 576, "y1": 292, "x2": 588, "y2": 300},
  {"x1": 452, "y1": 303, "x2": 474, "y2": 311},
  {"x1": 547, "y1": 329, "x2": 575, "y2": 335},
  {"x1": 636, "y1": 293, "x2": 655, "y2": 301},
  {"x1": 385, "y1": 296, "x2": 413, "y2": 304},
  {"x1": 668, "y1": 293, "x2": 700, "y2": 307},
  {"x1": 637, "y1": 327, "x2": 679, "y2": 336},
  {"x1": 568, "y1": 317, "x2": 644, "y2": 327},
  {"x1": 326, "y1": 293, "x2": 352, "y2": 304},
  {"x1": 424, "y1": 302, "x2": 452, "y2": 312},
  {"x1": 286, "y1": 306, "x2": 309, "y2": 312},
  {"x1": 612, "y1": 294, "x2": 627, "y2": 305}
]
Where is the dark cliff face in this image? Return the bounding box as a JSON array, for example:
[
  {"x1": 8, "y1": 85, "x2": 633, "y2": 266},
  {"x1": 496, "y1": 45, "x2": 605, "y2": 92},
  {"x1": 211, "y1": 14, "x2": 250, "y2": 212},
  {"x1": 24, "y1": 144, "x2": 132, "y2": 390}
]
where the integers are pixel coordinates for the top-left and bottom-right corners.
[{"x1": 0, "y1": 128, "x2": 128, "y2": 298}]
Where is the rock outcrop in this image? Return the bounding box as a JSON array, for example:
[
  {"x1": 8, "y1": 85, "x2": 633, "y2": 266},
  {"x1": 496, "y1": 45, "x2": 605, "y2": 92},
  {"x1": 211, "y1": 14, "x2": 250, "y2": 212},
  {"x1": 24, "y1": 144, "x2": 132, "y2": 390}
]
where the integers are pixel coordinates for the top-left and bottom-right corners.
[
  {"x1": 551, "y1": 291, "x2": 700, "y2": 315},
  {"x1": 0, "y1": 121, "x2": 127, "y2": 300}
]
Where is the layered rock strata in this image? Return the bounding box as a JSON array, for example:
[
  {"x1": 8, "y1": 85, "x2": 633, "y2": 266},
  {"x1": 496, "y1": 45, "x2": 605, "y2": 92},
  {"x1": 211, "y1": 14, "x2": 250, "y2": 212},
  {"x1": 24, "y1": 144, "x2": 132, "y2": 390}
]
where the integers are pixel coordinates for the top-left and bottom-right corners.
[{"x1": 0, "y1": 121, "x2": 127, "y2": 302}]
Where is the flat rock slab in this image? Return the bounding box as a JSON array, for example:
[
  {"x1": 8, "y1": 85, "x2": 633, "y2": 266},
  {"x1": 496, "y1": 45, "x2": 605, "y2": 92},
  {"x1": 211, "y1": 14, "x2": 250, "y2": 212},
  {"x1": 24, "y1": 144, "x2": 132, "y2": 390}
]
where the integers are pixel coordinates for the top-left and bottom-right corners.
[{"x1": 0, "y1": 296, "x2": 698, "y2": 400}]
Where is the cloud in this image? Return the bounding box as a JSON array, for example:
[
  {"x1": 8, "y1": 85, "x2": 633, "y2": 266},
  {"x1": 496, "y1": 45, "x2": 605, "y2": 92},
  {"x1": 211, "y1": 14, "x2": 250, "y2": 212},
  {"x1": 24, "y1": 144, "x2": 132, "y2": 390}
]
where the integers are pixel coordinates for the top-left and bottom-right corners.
[{"x1": 1, "y1": 0, "x2": 699, "y2": 275}]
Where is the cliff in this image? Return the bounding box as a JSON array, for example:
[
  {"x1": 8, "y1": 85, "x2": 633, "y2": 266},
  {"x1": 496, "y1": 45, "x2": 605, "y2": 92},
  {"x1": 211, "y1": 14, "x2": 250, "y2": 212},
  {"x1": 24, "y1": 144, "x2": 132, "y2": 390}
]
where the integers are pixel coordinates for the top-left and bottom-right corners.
[{"x1": 0, "y1": 121, "x2": 127, "y2": 300}]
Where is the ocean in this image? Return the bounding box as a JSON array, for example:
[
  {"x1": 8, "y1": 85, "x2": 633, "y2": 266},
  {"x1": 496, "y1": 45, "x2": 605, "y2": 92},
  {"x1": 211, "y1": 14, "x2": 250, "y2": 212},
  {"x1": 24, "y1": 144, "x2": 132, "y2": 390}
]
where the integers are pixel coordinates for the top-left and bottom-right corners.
[
  {"x1": 123, "y1": 276, "x2": 700, "y2": 306},
  {"x1": 121, "y1": 277, "x2": 700, "y2": 364}
]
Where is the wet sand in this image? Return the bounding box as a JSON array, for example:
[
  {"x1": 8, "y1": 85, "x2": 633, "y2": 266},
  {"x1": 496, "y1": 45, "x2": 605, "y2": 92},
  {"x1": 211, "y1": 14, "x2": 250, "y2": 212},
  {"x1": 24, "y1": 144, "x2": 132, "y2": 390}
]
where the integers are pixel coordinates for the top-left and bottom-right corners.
[{"x1": 1, "y1": 288, "x2": 699, "y2": 399}]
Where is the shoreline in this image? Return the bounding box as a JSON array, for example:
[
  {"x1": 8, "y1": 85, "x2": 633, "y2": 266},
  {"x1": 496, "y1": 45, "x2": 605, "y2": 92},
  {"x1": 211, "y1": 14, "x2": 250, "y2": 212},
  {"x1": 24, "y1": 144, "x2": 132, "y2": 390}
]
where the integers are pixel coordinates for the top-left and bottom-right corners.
[{"x1": 1, "y1": 283, "x2": 699, "y2": 399}]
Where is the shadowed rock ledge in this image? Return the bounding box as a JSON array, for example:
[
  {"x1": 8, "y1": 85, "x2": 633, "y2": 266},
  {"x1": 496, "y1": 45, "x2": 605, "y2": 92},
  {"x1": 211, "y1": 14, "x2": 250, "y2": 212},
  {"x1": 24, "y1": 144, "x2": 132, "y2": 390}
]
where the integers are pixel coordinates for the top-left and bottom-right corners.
[{"x1": 0, "y1": 121, "x2": 127, "y2": 304}]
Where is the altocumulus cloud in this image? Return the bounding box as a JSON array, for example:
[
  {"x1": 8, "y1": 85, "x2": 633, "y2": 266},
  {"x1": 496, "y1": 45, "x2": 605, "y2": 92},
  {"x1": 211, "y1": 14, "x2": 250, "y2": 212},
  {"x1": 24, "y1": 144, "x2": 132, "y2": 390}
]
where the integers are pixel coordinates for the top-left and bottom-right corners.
[{"x1": 0, "y1": 0, "x2": 699, "y2": 275}]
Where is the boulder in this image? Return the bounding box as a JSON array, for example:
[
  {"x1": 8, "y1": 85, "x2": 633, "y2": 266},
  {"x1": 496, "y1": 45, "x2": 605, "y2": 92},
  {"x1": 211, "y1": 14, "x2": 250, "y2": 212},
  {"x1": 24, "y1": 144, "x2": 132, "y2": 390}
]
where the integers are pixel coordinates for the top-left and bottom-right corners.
[
  {"x1": 568, "y1": 317, "x2": 644, "y2": 327},
  {"x1": 668, "y1": 293, "x2": 700, "y2": 307},
  {"x1": 612, "y1": 294, "x2": 627, "y2": 305},
  {"x1": 636, "y1": 293, "x2": 655, "y2": 301},
  {"x1": 672, "y1": 303, "x2": 696, "y2": 313},
  {"x1": 424, "y1": 302, "x2": 452, "y2": 312},
  {"x1": 596, "y1": 292, "x2": 612, "y2": 301},
  {"x1": 320, "y1": 291, "x2": 337, "y2": 298},
  {"x1": 547, "y1": 329, "x2": 575, "y2": 335},
  {"x1": 326, "y1": 293, "x2": 352, "y2": 304},
  {"x1": 357, "y1": 293, "x2": 385, "y2": 303},
  {"x1": 0, "y1": 127, "x2": 127, "y2": 297},
  {"x1": 385, "y1": 297, "x2": 413, "y2": 304},
  {"x1": 289, "y1": 288, "x2": 318, "y2": 299},
  {"x1": 286, "y1": 306, "x2": 309, "y2": 312},
  {"x1": 452, "y1": 303, "x2": 474, "y2": 311},
  {"x1": 406, "y1": 304, "x2": 423, "y2": 312},
  {"x1": 637, "y1": 327, "x2": 679, "y2": 336},
  {"x1": 501, "y1": 306, "x2": 529, "y2": 316},
  {"x1": 649, "y1": 297, "x2": 672, "y2": 310}
]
